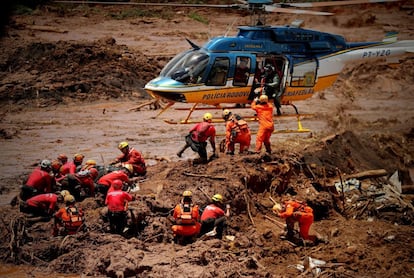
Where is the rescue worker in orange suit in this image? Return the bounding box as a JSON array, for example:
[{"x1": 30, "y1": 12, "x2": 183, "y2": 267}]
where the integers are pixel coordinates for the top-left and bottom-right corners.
[
  {"x1": 251, "y1": 94, "x2": 274, "y2": 154},
  {"x1": 59, "y1": 153, "x2": 85, "y2": 177},
  {"x1": 222, "y1": 109, "x2": 251, "y2": 155},
  {"x1": 20, "y1": 159, "x2": 55, "y2": 201},
  {"x1": 272, "y1": 200, "x2": 315, "y2": 242},
  {"x1": 177, "y1": 112, "x2": 217, "y2": 164},
  {"x1": 20, "y1": 191, "x2": 66, "y2": 218},
  {"x1": 171, "y1": 190, "x2": 201, "y2": 243},
  {"x1": 59, "y1": 168, "x2": 98, "y2": 201},
  {"x1": 105, "y1": 179, "x2": 135, "y2": 234},
  {"x1": 96, "y1": 164, "x2": 133, "y2": 197},
  {"x1": 200, "y1": 194, "x2": 230, "y2": 239},
  {"x1": 110, "y1": 141, "x2": 146, "y2": 176},
  {"x1": 53, "y1": 194, "x2": 85, "y2": 236}
]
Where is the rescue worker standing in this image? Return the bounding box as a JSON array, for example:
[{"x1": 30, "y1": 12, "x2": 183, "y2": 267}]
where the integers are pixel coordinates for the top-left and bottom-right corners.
[
  {"x1": 105, "y1": 179, "x2": 135, "y2": 235},
  {"x1": 111, "y1": 141, "x2": 146, "y2": 176},
  {"x1": 272, "y1": 200, "x2": 315, "y2": 243},
  {"x1": 53, "y1": 194, "x2": 85, "y2": 236},
  {"x1": 200, "y1": 194, "x2": 230, "y2": 239},
  {"x1": 251, "y1": 94, "x2": 274, "y2": 154},
  {"x1": 20, "y1": 159, "x2": 55, "y2": 201},
  {"x1": 177, "y1": 112, "x2": 217, "y2": 164},
  {"x1": 171, "y1": 190, "x2": 201, "y2": 243},
  {"x1": 222, "y1": 109, "x2": 251, "y2": 155}
]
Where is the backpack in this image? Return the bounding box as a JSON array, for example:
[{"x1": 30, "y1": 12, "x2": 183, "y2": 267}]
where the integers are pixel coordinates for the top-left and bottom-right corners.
[
  {"x1": 64, "y1": 206, "x2": 84, "y2": 234},
  {"x1": 178, "y1": 203, "x2": 196, "y2": 225}
]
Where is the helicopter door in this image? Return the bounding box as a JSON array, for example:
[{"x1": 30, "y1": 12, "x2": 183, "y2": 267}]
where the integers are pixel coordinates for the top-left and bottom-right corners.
[{"x1": 206, "y1": 57, "x2": 230, "y2": 86}]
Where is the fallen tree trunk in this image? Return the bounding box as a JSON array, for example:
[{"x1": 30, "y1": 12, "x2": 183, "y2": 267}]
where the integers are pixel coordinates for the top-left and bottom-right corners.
[
  {"x1": 25, "y1": 25, "x2": 68, "y2": 33},
  {"x1": 344, "y1": 169, "x2": 387, "y2": 180}
]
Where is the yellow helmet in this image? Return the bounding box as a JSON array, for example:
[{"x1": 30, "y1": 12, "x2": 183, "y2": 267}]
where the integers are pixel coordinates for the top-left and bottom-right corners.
[
  {"x1": 123, "y1": 163, "x2": 134, "y2": 175},
  {"x1": 203, "y1": 112, "x2": 213, "y2": 121},
  {"x1": 212, "y1": 194, "x2": 223, "y2": 203},
  {"x1": 64, "y1": 194, "x2": 75, "y2": 204},
  {"x1": 222, "y1": 109, "x2": 231, "y2": 118},
  {"x1": 183, "y1": 190, "x2": 192, "y2": 197},
  {"x1": 272, "y1": 203, "x2": 283, "y2": 213},
  {"x1": 60, "y1": 190, "x2": 70, "y2": 198},
  {"x1": 85, "y1": 159, "x2": 96, "y2": 166},
  {"x1": 259, "y1": 94, "x2": 268, "y2": 103},
  {"x1": 118, "y1": 141, "x2": 129, "y2": 150}
]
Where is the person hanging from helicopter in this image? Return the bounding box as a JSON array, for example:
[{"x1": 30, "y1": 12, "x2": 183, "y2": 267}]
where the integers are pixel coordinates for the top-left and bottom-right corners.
[{"x1": 259, "y1": 64, "x2": 282, "y2": 116}]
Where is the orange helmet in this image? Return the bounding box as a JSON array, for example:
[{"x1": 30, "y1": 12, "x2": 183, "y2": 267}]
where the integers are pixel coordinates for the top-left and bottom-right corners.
[
  {"x1": 88, "y1": 168, "x2": 99, "y2": 180},
  {"x1": 51, "y1": 160, "x2": 62, "y2": 171},
  {"x1": 112, "y1": 179, "x2": 123, "y2": 190},
  {"x1": 74, "y1": 153, "x2": 84, "y2": 163},
  {"x1": 57, "y1": 153, "x2": 68, "y2": 163}
]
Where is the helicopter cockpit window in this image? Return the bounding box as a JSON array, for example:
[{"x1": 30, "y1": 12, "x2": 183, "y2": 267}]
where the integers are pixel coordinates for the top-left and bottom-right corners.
[
  {"x1": 290, "y1": 59, "x2": 317, "y2": 87},
  {"x1": 206, "y1": 57, "x2": 230, "y2": 86},
  {"x1": 233, "y1": 57, "x2": 251, "y2": 86},
  {"x1": 161, "y1": 50, "x2": 209, "y2": 84}
]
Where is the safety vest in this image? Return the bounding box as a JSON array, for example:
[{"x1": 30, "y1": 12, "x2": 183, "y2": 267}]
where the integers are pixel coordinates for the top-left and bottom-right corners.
[
  {"x1": 63, "y1": 206, "x2": 84, "y2": 234},
  {"x1": 177, "y1": 203, "x2": 196, "y2": 225}
]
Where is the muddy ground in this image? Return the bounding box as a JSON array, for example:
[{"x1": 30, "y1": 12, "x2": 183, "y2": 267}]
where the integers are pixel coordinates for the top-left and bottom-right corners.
[{"x1": 0, "y1": 2, "x2": 413, "y2": 277}]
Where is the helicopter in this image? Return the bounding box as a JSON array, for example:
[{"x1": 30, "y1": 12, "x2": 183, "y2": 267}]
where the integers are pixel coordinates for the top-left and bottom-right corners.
[
  {"x1": 141, "y1": 0, "x2": 414, "y2": 126},
  {"x1": 57, "y1": 0, "x2": 413, "y2": 128}
]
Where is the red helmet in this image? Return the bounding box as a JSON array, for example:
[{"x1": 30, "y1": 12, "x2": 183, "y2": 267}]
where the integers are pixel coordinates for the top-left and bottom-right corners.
[
  {"x1": 88, "y1": 168, "x2": 98, "y2": 180},
  {"x1": 112, "y1": 179, "x2": 123, "y2": 190}
]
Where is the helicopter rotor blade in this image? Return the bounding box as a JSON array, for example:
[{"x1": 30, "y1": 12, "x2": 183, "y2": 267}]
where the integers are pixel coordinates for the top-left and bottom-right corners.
[
  {"x1": 286, "y1": 0, "x2": 403, "y2": 8},
  {"x1": 264, "y1": 6, "x2": 334, "y2": 16},
  {"x1": 54, "y1": 1, "x2": 243, "y2": 9}
]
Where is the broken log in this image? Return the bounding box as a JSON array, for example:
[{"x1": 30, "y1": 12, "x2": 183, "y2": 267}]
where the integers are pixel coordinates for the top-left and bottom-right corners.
[
  {"x1": 25, "y1": 25, "x2": 68, "y2": 33},
  {"x1": 183, "y1": 172, "x2": 226, "y2": 180},
  {"x1": 344, "y1": 169, "x2": 387, "y2": 180},
  {"x1": 264, "y1": 215, "x2": 286, "y2": 229}
]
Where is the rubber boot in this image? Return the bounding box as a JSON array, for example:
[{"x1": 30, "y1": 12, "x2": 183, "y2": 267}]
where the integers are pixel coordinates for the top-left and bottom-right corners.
[
  {"x1": 264, "y1": 143, "x2": 271, "y2": 154},
  {"x1": 177, "y1": 145, "x2": 189, "y2": 157}
]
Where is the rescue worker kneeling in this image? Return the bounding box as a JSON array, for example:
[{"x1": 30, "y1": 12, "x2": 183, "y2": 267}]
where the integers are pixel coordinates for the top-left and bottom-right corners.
[
  {"x1": 171, "y1": 190, "x2": 201, "y2": 243},
  {"x1": 105, "y1": 179, "x2": 135, "y2": 235},
  {"x1": 200, "y1": 194, "x2": 230, "y2": 239},
  {"x1": 272, "y1": 200, "x2": 315, "y2": 243},
  {"x1": 53, "y1": 194, "x2": 85, "y2": 236}
]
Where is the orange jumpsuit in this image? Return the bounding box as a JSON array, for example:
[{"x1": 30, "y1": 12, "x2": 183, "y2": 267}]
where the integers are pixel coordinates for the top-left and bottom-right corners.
[
  {"x1": 225, "y1": 118, "x2": 251, "y2": 154},
  {"x1": 278, "y1": 200, "x2": 314, "y2": 240},
  {"x1": 172, "y1": 203, "x2": 201, "y2": 237},
  {"x1": 251, "y1": 101, "x2": 274, "y2": 153}
]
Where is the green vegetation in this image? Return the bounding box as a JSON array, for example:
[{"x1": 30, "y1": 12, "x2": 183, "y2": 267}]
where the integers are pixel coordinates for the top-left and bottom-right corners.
[{"x1": 188, "y1": 11, "x2": 209, "y2": 25}]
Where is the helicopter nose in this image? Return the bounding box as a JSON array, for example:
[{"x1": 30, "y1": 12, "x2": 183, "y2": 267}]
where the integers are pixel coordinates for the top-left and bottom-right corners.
[
  {"x1": 144, "y1": 77, "x2": 187, "y2": 103},
  {"x1": 147, "y1": 90, "x2": 187, "y2": 103}
]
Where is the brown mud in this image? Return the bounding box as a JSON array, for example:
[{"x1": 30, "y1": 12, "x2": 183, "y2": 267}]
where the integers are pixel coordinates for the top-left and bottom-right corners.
[{"x1": 0, "y1": 2, "x2": 413, "y2": 277}]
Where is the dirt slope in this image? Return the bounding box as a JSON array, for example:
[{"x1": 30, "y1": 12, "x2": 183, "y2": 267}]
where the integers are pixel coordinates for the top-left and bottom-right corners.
[{"x1": 0, "y1": 2, "x2": 413, "y2": 277}]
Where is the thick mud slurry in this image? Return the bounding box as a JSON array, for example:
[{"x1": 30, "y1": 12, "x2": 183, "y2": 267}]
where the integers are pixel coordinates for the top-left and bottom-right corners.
[{"x1": 0, "y1": 2, "x2": 413, "y2": 277}]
